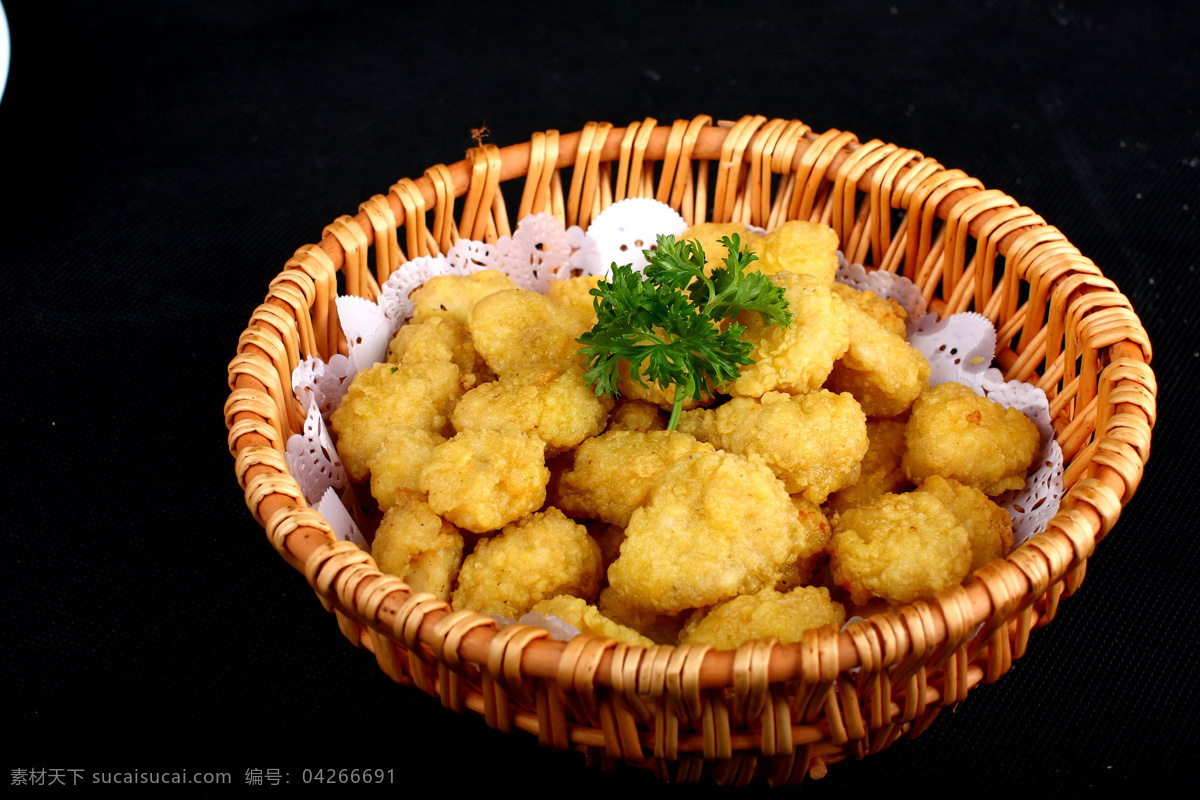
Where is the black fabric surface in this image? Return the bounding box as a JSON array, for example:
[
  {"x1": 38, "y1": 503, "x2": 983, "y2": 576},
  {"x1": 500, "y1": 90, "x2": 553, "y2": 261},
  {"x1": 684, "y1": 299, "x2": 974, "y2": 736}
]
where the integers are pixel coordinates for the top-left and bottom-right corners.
[{"x1": 3, "y1": 0, "x2": 1198, "y2": 795}]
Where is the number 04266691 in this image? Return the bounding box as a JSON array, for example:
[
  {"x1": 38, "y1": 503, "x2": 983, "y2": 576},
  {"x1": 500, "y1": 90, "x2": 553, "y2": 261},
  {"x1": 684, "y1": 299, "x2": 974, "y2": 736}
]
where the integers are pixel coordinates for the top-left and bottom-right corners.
[{"x1": 301, "y1": 769, "x2": 394, "y2": 784}]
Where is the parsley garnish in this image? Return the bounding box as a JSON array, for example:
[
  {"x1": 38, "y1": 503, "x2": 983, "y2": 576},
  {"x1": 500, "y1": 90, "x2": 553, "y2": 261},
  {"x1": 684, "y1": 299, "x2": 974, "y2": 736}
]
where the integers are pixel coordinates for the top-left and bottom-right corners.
[{"x1": 577, "y1": 233, "x2": 792, "y2": 430}]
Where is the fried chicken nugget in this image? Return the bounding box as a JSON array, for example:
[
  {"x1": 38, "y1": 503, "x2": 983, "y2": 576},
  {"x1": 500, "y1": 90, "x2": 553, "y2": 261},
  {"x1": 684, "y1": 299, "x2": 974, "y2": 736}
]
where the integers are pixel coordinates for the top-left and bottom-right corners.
[
  {"x1": 410, "y1": 269, "x2": 517, "y2": 326},
  {"x1": 371, "y1": 490, "x2": 464, "y2": 601},
  {"x1": 451, "y1": 508, "x2": 602, "y2": 617},
  {"x1": 903, "y1": 381, "x2": 1041, "y2": 495},
  {"x1": 330, "y1": 361, "x2": 462, "y2": 482},
  {"x1": 386, "y1": 316, "x2": 493, "y2": 390},
  {"x1": 529, "y1": 595, "x2": 655, "y2": 647},
  {"x1": 915, "y1": 475, "x2": 1014, "y2": 571},
  {"x1": 678, "y1": 222, "x2": 763, "y2": 274},
  {"x1": 677, "y1": 390, "x2": 868, "y2": 503},
  {"x1": 605, "y1": 399, "x2": 666, "y2": 433},
  {"x1": 554, "y1": 430, "x2": 715, "y2": 526},
  {"x1": 831, "y1": 282, "x2": 907, "y2": 338},
  {"x1": 824, "y1": 418, "x2": 911, "y2": 514},
  {"x1": 548, "y1": 274, "x2": 603, "y2": 331},
  {"x1": 678, "y1": 586, "x2": 846, "y2": 648},
  {"x1": 451, "y1": 364, "x2": 610, "y2": 457},
  {"x1": 420, "y1": 430, "x2": 549, "y2": 533},
  {"x1": 829, "y1": 492, "x2": 972, "y2": 606},
  {"x1": 607, "y1": 450, "x2": 813, "y2": 613},
  {"x1": 468, "y1": 288, "x2": 590, "y2": 376},
  {"x1": 755, "y1": 220, "x2": 839, "y2": 285},
  {"x1": 729, "y1": 271, "x2": 850, "y2": 397},
  {"x1": 825, "y1": 302, "x2": 930, "y2": 417},
  {"x1": 367, "y1": 428, "x2": 446, "y2": 510}
]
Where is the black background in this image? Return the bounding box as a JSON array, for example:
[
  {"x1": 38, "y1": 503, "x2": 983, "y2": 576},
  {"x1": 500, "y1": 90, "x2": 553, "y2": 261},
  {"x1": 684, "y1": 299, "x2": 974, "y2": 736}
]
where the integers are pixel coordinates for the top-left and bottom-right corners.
[{"x1": 3, "y1": 1, "x2": 1198, "y2": 796}]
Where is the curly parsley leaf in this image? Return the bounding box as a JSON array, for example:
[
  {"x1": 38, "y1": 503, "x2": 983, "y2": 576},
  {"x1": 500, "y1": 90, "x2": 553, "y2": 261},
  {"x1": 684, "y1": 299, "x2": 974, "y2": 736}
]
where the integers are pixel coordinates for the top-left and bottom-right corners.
[{"x1": 577, "y1": 233, "x2": 792, "y2": 429}]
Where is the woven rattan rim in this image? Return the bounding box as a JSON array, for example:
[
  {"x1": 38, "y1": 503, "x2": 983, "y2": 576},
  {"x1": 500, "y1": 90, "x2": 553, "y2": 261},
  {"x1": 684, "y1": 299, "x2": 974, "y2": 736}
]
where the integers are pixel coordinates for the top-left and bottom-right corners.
[{"x1": 227, "y1": 116, "x2": 1155, "y2": 781}]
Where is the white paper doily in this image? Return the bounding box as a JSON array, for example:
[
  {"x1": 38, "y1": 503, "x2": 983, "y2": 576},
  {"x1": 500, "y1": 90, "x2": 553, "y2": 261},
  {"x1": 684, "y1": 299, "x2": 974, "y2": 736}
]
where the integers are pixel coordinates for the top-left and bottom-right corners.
[
  {"x1": 285, "y1": 402, "x2": 348, "y2": 506},
  {"x1": 585, "y1": 197, "x2": 688, "y2": 271}
]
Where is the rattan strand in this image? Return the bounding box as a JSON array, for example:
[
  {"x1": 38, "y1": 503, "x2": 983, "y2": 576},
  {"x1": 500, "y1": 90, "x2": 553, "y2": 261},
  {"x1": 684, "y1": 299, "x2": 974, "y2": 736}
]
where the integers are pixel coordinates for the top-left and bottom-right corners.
[{"x1": 226, "y1": 116, "x2": 1156, "y2": 782}]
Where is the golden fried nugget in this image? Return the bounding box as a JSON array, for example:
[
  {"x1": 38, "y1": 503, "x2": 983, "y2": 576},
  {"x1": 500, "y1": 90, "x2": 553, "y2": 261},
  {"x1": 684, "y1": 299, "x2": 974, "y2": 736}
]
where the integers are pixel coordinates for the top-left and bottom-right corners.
[
  {"x1": 903, "y1": 382, "x2": 1041, "y2": 495},
  {"x1": 386, "y1": 316, "x2": 493, "y2": 390},
  {"x1": 678, "y1": 586, "x2": 845, "y2": 648},
  {"x1": 367, "y1": 428, "x2": 446, "y2": 510},
  {"x1": 824, "y1": 418, "x2": 911, "y2": 514},
  {"x1": 829, "y1": 492, "x2": 971, "y2": 606},
  {"x1": 451, "y1": 364, "x2": 610, "y2": 457},
  {"x1": 775, "y1": 498, "x2": 834, "y2": 591},
  {"x1": 826, "y1": 302, "x2": 930, "y2": 417},
  {"x1": 529, "y1": 595, "x2": 655, "y2": 647},
  {"x1": 330, "y1": 361, "x2": 462, "y2": 482},
  {"x1": 605, "y1": 400, "x2": 666, "y2": 433},
  {"x1": 607, "y1": 450, "x2": 814, "y2": 613},
  {"x1": 371, "y1": 491, "x2": 464, "y2": 601},
  {"x1": 679, "y1": 221, "x2": 763, "y2": 274},
  {"x1": 420, "y1": 430, "x2": 549, "y2": 533},
  {"x1": 451, "y1": 508, "x2": 602, "y2": 617},
  {"x1": 468, "y1": 288, "x2": 589, "y2": 376},
  {"x1": 729, "y1": 272, "x2": 850, "y2": 397},
  {"x1": 755, "y1": 220, "x2": 839, "y2": 284},
  {"x1": 555, "y1": 430, "x2": 715, "y2": 526},
  {"x1": 831, "y1": 282, "x2": 907, "y2": 338},
  {"x1": 916, "y1": 476, "x2": 1014, "y2": 571},
  {"x1": 548, "y1": 275, "x2": 603, "y2": 331},
  {"x1": 410, "y1": 269, "x2": 517, "y2": 326},
  {"x1": 678, "y1": 390, "x2": 868, "y2": 503},
  {"x1": 597, "y1": 587, "x2": 689, "y2": 645}
]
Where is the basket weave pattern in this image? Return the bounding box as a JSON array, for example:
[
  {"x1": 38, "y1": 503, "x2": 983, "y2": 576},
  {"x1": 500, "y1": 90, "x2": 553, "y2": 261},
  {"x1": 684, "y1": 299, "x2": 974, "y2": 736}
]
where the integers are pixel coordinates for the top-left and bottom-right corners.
[{"x1": 225, "y1": 116, "x2": 1155, "y2": 785}]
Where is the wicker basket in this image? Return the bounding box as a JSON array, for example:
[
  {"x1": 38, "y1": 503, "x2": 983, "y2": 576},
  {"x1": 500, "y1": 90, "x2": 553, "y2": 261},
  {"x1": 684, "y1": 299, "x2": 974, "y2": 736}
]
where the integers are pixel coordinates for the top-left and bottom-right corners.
[{"x1": 224, "y1": 116, "x2": 1155, "y2": 786}]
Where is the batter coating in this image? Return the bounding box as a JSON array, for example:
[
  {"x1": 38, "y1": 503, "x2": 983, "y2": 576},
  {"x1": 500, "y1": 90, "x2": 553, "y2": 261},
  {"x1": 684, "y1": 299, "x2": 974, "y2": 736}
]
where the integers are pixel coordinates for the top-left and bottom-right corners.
[
  {"x1": 605, "y1": 399, "x2": 666, "y2": 433},
  {"x1": 529, "y1": 595, "x2": 655, "y2": 647},
  {"x1": 410, "y1": 269, "x2": 517, "y2": 326},
  {"x1": 755, "y1": 220, "x2": 840, "y2": 285},
  {"x1": 607, "y1": 450, "x2": 814, "y2": 613},
  {"x1": 916, "y1": 475, "x2": 1014, "y2": 571},
  {"x1": 367, "y1": 428, "x2": 446, "y2": 510},
  {"x1": 729, "y1": 271, "x2": 850, "y2": 397},
  {"x1": 451, "y1": 364, "x2": 611, "y2": 457},
  {"x1": 678, "y1": 586, "x2": 846, "y2": 648},
  {"x1": 824, "y1": 417, "x2": 911, "y2": 514},
  {"x1": 829, "y1": 492, "x2": 971, "y2": 606},
  {"x1": 678, "y1": 390, "x2": 868, "y2": 503},
  {"x1": 903, "y1": 381, "x2": 1041, "y2": 495},
  {"x1": 548, "y1": 274, "x2": 603, "y2": 331},
  {"x1": 330, "y1": 360, "x2": 462, "y2": 482},
  {"x1": 420, "y1": 430, "x2": 549, "y2": 533},
  {"x1": 371, "y1": 491, "x2": 464, "y2": 601},
  {"x1": 826, "y1": 301, "x2": 930, "y2": 417},
  {"x1": 774, "y1": 497, "x2": 834, "y2": 591},
  {"x1": 386, "y1": 316, "x2": 493, "y2": 391},
  {"x1": 451, "y1": 508, "x2": 603, "y2": 618},
  {"x1": 831, "y1": 282, "x2": 908, "y2": 338},
  {"x1": 554, "y1": 430, "x2": 715, "y2": 526},
  {"x1": 468, "y1": 288, "x2": 590, "y2": 376}
]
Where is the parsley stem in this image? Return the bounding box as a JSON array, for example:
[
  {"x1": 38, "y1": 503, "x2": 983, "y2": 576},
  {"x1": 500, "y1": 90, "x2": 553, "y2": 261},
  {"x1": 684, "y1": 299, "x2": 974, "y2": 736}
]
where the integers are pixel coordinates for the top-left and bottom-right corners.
[{"x1": 665, "y1": 373, "x2": 694, "y2": 431}]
